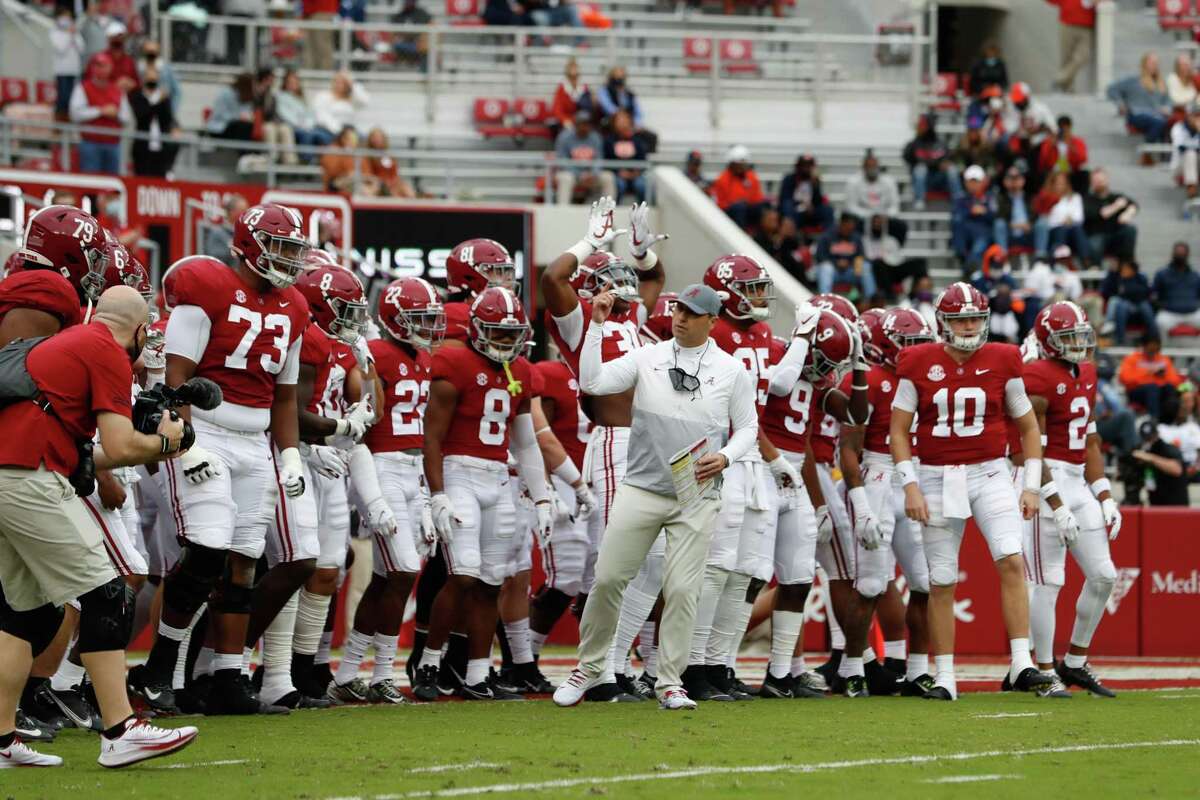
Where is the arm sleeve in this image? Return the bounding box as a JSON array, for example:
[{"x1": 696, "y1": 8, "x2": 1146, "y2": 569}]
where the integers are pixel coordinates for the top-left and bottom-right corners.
[
  {"x1": 163, "y1": 304, "x2": 212, "y2": 363},
  {"x1": 579, "y1": 323, "x2": 639, "y2": 395},
  {"x1": 511, "y1": 412, "x2": 549, "y2": 503},
  {"x1": 278, "y1": 337, "x2": 302, "y2": 385},
  {"x1": 719, "y1": 369, "x2": 759, "y2": 464},
  {"x1": 1005, "y1": 377, "x2": 1033, "y2": 418},
  {"x1": 69, "y1": 83, "x2": 100, "y2": 122},
  {"x1": 551, "y1": 303, "x2": 585, "y2": 352},
  {"x1": 892, "y1": 378, "x2": 918, "y2": 413},
  {"x1": 347, "y1": 443, "x2": 384, "y2": 505},
  {"x1": 768, "y1": 336, "x2": 810, "y2": 396}
]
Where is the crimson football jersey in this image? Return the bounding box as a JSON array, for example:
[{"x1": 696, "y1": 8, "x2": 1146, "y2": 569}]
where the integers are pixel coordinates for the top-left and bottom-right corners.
[
  {"x1": 840, "y1": 365, "x2": 906, "y2": 457},
  {"x1": 430, "y1": 346, "x2": 532, "y2": 462},
  {"x1": 165, "y1": 260, "x2": 309, "y2": 408},
  {"x1": 534, "y1": 359, "x2": 590, "y2": 469},
  {"x1": 300, "y1": 323, "x2": 334, "y2": 416},
  {"x1": 895, "y1": 342, "x2": 1023, "y2": 466},
  {"x1": 364, "y1": 337, "x2": 430, "y2": 453},
  {"x1": 809, "y1": 404, "x2": 840, "y2": 465},
  {"x1": 1023, "y1": 358, "x2": 1097, "y2": 464},
  {"x1": 710, "y1": 317, "x2": 771, "y2": 412},
  {"x1": 318, "y1": 339, "x2": 356, "y2": 419},
  {"x1": 545, "y1": 300, "x2": 642, "y2": 385},
  {"x1": 0, "y1": 270, "x2": 82, "y2": 330},
  {"x1": 761, "y1": 337, "x2": 818, "y2": 456},
  {"x1": 444, "y1": 301, "x2": 471, "y2": 343}
]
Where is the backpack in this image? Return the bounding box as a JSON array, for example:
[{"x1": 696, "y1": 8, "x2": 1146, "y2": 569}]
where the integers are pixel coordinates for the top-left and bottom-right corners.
[{"x1": 0, "y1": 336, "x2": 50, "y2": 410}]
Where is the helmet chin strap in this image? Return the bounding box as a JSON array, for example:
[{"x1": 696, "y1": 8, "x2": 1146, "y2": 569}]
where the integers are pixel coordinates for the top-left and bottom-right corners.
[{"x1": 83, "y1": 297, "x2": 94, "y2": 324}]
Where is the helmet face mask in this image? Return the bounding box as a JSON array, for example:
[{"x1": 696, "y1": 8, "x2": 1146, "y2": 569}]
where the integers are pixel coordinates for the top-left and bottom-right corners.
[
  {"x1": 802, "y1": 310, "x2": 853, "y2": 385},
  {"x1": 447, "y1": 238, "x2": 516, "y2": 296},
  {"x1": 1037, "y1": 301, "x2": 1095, "y2": 364},
  {"x1": 397, "y1": 305, "x2": 447, "y2": 349},
  {"x1": 478, "y1": 261, "x2": 517, "y2": 292},
  {"x1": 730, "y1": 276, "x2": 774, "y2": 321},
  {"x1": 379, "y1": 276, "x2": 446, "y2": 350},
  {"x1": 1048, "y1": 327, "x2": 1094, "y2": 363},
  {"x1": 935, "y1": 283, "x2": 991, "y2": 352},
  {"x1": 469, "y1": 286, "x2": 531, "y2": 364},
  {"x1": 941, "y1": 311, "x2": 989, "y2": 351},
  {"x1": 251, "y1": 229, "x2": 309, "y2": 288},
  {"x1": 328, "y1": 295, "x2": 369, "y2": 344},
  {"x1": 576, "y1": 256, "x2": 640, "y2": 304}
]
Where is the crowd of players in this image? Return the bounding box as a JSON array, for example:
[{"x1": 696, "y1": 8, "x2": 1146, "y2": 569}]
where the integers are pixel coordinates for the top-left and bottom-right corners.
[{"x1": 0, "y1": 193, "x2": 1122, "y2": 767}]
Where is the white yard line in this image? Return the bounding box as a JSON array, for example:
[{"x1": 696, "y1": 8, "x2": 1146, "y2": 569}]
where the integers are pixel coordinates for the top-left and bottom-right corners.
[
  {"x1": 323, "y1": 739, "x2": 1200, "y2": 800},
  {"x1": 149, "y1": 759, "x2": 250, "y2": 770},
  {"x1": 408, "y1": 762, "x2": 504, "y2": 774},
  {"x1": 924, "y1": 774, "x2": 1022, "y2": 784},
  {"x1": 970, "y1": 712, "x2": 1044, "y2": 719}
]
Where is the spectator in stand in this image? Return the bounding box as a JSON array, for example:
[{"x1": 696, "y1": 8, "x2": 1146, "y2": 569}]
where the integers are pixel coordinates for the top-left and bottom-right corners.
[
  {"x1": 205, "y1": 72, "x2": 257, "y2": 141},
  {"x1": 50, "y1": 7, "x2": 84, "y2": 122},
  {"x1": 777, "y1": 153, "x2": 833, "y2": 238},
  {"x1": 365, "y1": 127, "x2": 416, "y2": 198},
  {"x1": 603, "y1": 110, "x2": 647, "y2": 203},
  {"x1": 302, "y1": 0, "x2": 338, "y2": 70},
  {"x1": 1170, "y1": 105, "x2": 1200, "y2": 200},
  {"x1": 1168, "y1": 54, "x2": 1197, "y2": 109},
  {"x1": 952, "y1": 117, "x2": 998, "y2": 175},
  {"x1": 1037, "y1": 115, "x2": 1088, "y2": 190},
  {"x1": 1158, "y1": 383, "x2": 1200, "y2": 481},
  {"x1": 977, "y1": 86, "x2": 1012, "y2": 150},
  {"x1": 1024, "y1": 246, "x2": 1083, "y2": 317},
  {"x1": 1083, "y1": 168, "x2": 1137, "y2": 263},
  {"x1": 710, "y1": 145, "x2": 768, "y2": 230},
  {"x1": 1106, "y1": 53, "x2": 1171, "y2": 144},
  {"x1": 276, "y1": 69, "x2": 333, "y2": 159},
  {"x1": 951, "y1": 165, "x2": 994, "y2": 273},
  {"x1": 554, "y1": 110, "x2": 614, "y2": 204},
  {"x1": 224, "y1": 0, "x2": 266, "y2": 67},
  {"x1": 255, "y1": 67, "x2": 299, "y2": 165},
  {"x1": 201, "y1": 194, "x2": 248, "y2": 265},
  {"x1": 103, "y1": 22, "x2": 138, "y2": 93},
  {"x1": 903, "y1": 113, "x2": 961, "y2": 210},
  {"x1": 1040, "y1": 171, "x2": 1088, "y2": 260},
  {"x1": 1134, "y1": 419, "x2": 1189, "y2": 505},
  {"x1": 390, "y1": 0, "x2": 432, "y2": 70},
  {"x1": 595, "y1": 67, "x2": 655, "y2": 151},
  {"x1": 1101, "y1": 260, "x2": 1158, "y2": 345},
  {"x1": 683, "y1": 150, "x2": 708, "y2": 192},
  {"x1": 70, "y1": 53, "x2": 132, "y2": 175},
  {"x1": 550, "y1": 58, "x2": 591, "y2": 139},
  {"x1": 815, "y1": 212, "x2": 874, "y2": 301},
  {"x1": 1153, "y1": 242, "x2": 1200, "y2": 333},
  {"x1": 863, "y1": 212, "x2": 925, "y2": 301},
  {"x1": 987, "y1": 282, "x2": 1023, "y2": 343},
  {"x1": 1094, "y1": 356, "x2": 1139, "y2": 456},
  {"x1": 528, "y1": 0, "x2": 583, "y2": 32},
  {"x1": 128, "y1": 66, "x2": 181, "y2": 178},
  {"x1": 1004, "y1": 82, "x2": 1056, "y2": 145},
  {"x1": 483, "y1": 0, "x2": 529, "y2": 25},
  {"x1": 1119, "y1": 335, "x2": 1183, "y2": 419},
  {"x1": 754, "y1": 209, "x2": 809, "y2": 289},
  {"x1": 968, "y1": 42, "x2": 1009, "y2": 97},
  {"x1": 993, "y1": 165, "x2": 1039, "y2": 252},
  {"x1": 137, "y1": 39, "x2": 181, "y2": 117},
  {"x1": 903, "y1": 274, "x2": 938, "y2": 329},
  {"x1": 1047, "y1": 0, "x2": 1096, "y2": 93},
  {"x1": 844, "y1": 149, "x2": 907, "y2": 244},
  {"x1": 80, "y1": 1, "x2": 109, "y2": 62},
  {"x1": 314, "y1": 72, "x2": 369, "y2": 141},
  {"x1": 322, "y1": 127, "x2": 379, "y2": 195}
]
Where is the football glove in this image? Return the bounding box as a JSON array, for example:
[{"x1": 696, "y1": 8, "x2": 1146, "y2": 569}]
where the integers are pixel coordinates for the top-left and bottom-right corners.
[
  {"x1": 815, "y1": 504, "x2": 834, "y2": 544},
  {"x1": 767, "y1": 455, "x2": 801, "y2": 490},
  {"x1": 430, "y1": 492, "x2": 460, "y2": 544},
  {"x1": 1052, "y1": 503, "x2": 1081, "y2": 547},
  {"x1": 534, "y1": 500, "x2": 555, "y2": 549},
  {"x1": 326, "y1": 398, "x2": 375, "y2": 449},
  {"x1": 180, "y1": 446, "x2": 223, "y2": 485},
  {"x1": 306, "y1": 445, "x2": 348, "y2": 479},
  {"x1": 416, "y1": 499, "x2": 437, "y2": 559},
  {"x1": 628, "y1": 201, "x2": 668, "y2": 261},
  {"x1": 582, "y1": 196, "x2": 626, "y2": 252},
  {"x1": 793, "y1": 302, "x2": 821, "y2": 337},
  {"x1": 573, "y1": 481, "x2": 598, "y2": 520},
  {"x1": 278, "y1": 447, "x2": 306, "y2": 498},
  {"x1": 365, "y1": 496, "x2": 397, "y2": 537},
  {"x1": 1101, "y1": 497, "x2": 1122, "y2": 541},
  {"x1": 848, "y1": 486, "x2": 883, "y2": 550}
]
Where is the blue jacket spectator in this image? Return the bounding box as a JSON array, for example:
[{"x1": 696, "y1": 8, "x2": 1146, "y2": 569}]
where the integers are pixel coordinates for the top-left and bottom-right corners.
[
  {"x1": 815, "y1": 213, "x2": 875, "y2": 301},
  {"x1": 1153, "y1": 242, "x2": 1200, "y2": 333},
  {"x1": 1106, "y1": 54, "x2": 1171, "y2": 143},
  {"x1": 777, "y1": 154, "x2": 833, "y2": 237},
  {"x1": 951, "y1": 165, "x2": 995, "y2": 272},
  {"x1": 595, "y1": 67, "x2": 643, "y2": 128},
  {"x1": 1101, "y1": 260, "x2": 1157, "y2": 344}
]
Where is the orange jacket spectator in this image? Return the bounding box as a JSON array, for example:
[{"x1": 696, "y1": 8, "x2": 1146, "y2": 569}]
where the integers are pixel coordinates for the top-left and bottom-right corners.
[
  {"x1": 710, "y1": 167, "x2": 765, "y2": 210},
  {"x1": 1045, "y1": 0, "x2": 1095, "y2": 28},
  {"x1": 1118, "y1": 349, "x2": 1183, "y2": 391}
]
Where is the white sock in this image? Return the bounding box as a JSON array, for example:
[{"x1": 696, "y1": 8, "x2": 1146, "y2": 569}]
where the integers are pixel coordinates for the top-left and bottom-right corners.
[
  {"x1": 259, "y1": 593, "x2": 298, "y2": 704},
  {"x1": 884, "y1": 639, "x2": 907, "y2": 661},
  {"x1": 157, "y1": 620, "x2": 187, "y2": 642},
  {"x1": 705, "y1": 572, "x2": 750, "y2": 666},
  {"x1": 418, "y1": 646, "x2": 442, "y2": 670},
  {"x1": 530, "y1": 630, "x2": 548, "y2": 657},
  {"x1": 50, "y1": 655, "x2": 85, "y2": 692},
  {"x1": 241, "y1": 646, "x2": 254, "y2": 676},
  {"x1": 906, "y1": 653, "x2": 929, "y2": 681},
  {"x1": 316, "y1": 630, "x2": 334, "y2": 665},
  {"x1": 842, "y1": 656, "x2": 865, "y2": 678},
  {"x1": 769, "y1": 611, "x2": 805, "y2": 679},
  {"x1": 644, "y1": 642, "x2": 658, "y2": 678},
  {"x1": 1009, "y1": 637, "x2": 1035, "y2": 681},
  {"x1": 1063, "y1": 652, "x2": 1087, "y2": 669},
  {"x1": 827, "y1": 598, "x2": 846, "y2": 650},
  {"x1": 1030, "y1": 584, "x2": 1061, "y2": 666},
  {"x1": 173, "y1": 605, "x2": 204, "y2": 690},
  {"x1": 637, "y1": 620, "x2": 656, "y2": 664},
  {"x1": 213, "y1": 652, "x2": 242, "y2": 673},
  {"x1": 1071, "y1": 575, "x2": 1113, "y2": 652},
  {"x1": 607, "y1": 584, "x2": 657, "y2": 676},
  {"x1": 725, "y1": 598, "x2": 754, "y2": 670},
  {"x1": 863, "y1": 646, "x2": 877, "y2": 664},
  {"x1": 791, "y1": 654, "x2": 808, "y2": 677},
  {"x1": 934, "y1": 654, "x2": 956, "y2": 698},
  {"x1": 293, "y1": 589, "x2": 331, "y2": 656},
  {"x1": 504, "y1": 618, "x2": 534, "y2": 666},
  {"x1": 372, "y1": 633, "x2": 399, "y2": 683},
  {"x1": 689, "y1": 566, "x2": 728, "y2": 665},
  {"x1": 465, "y1": 657, "x2": 489, "y2": 686},
  {"x1": 195, "y1": 646, "x2": 215, "y2": 679},
  {"x1": 335, "y1": 630, "x2": 372, "y2": 684}
]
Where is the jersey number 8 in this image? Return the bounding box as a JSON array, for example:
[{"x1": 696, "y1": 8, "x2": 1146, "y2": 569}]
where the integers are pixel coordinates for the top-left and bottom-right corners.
[{"x1": 479, "y1": 387, "x2": 510, "y2": 445}]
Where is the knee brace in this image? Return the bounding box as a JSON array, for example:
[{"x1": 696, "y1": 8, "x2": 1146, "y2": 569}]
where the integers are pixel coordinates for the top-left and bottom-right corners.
[
  {"x1": 211, "y1": 577, "x2": 254, "y2": 615},
  {"x1": 77, "y1": 577, "x2": 132, "y2": 654},
  {"x1": 164, "y1": 543, "x2": 227, "y2": 614},
  {"x1": 0, "y1": 602, "x2": 64, "y2": 657}
]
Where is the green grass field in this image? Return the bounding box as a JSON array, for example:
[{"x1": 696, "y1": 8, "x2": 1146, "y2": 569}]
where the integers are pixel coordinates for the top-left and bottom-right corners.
[{"x1": 8, "y1": 687, "x2": 1200, "y2": 799}]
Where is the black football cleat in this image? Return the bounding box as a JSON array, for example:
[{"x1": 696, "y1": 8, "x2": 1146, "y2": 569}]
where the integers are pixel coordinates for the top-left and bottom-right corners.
[
  {"x1": 437, "y1": 661, "x2": 463, "y2": 697},
  {"x1": 513, "y1": 662, "x2": 554, "y2": 694},
  {"x1": 759, "y1": 671, "x2": 794, "y2": 699},
  {"x1": 490, "y1": 668, "x2": 523, "y2": 696},
  {"x1": 459, "y1": 681, "x2": 495, "y2": 701},
  {"x1": 1012, "y1": 667, "x2": 1054, "y2": 692},
  {"x1": 635, "y1": 672, "x2": 657, "y2": 698},
  {"x1": 274, "y1": 690, "x2": 333, "y2": 710},
  {"x1": 37, "y1": 683, "x2": 102, "y2": 732},
  {"x1": 583, "y1": 682, "x2": 641, "y2": 703},
  {"x1": 725, "y1": 668, "x2": 758, "y2": 700},
  {"x1": 865, "y1": 659, "x2": 903, "y2": 696},
  {"x1": 923, "y1": 685, "x2": 955, "y2": 701},
  {"x1": 682, "y1": 666, "x2": 732, "y2": 702},
  {"x1": 814, "y1": 649, "x2": 842, "y2": 685},
  {"x1": 843, "y1": 675, "x2": 870, "y2": 698},
  {"x1": 485, "y1": 673, "x2": 526, "y2": 701},
  {"x1": 22, "y1": 684, "x2": 67, "y2": 732},
  {"x1": 614, "y1": 673, "x2": 645, "y2": 699},
  {"x1": 791, "y1": 672, "x2": 828, "y2": 699},
  {"x1": 1000, "y1": 671, "x2": 1013, "y2": 692},
  {"x1": 411, "y1": 665, "x2": 440, "y2": 702},
  {"x1": 15, "y1": 709, "x2": 56, "y2": 742},
  {"x1": 127, "y1": 664, "x2": 179, "y2": 715},
  {"x1": 901, "y1": 674, "x2": 935, "y2": 697},
  {"x1": 1056, "y1": 661, "x2": 1117, "y2": 698}
]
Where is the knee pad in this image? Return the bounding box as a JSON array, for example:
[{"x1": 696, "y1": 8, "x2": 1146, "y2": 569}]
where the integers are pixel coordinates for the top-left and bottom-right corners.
[
  {"x1": 77, "y1": 578, "x2": 133, "y2": 654},
  {"x1": 1089, "y1": 562, "x2": 1118, "y2": 592},
  {"x1": 0, "y1": 602, "x2": 64, "y2": 657},
  {"x1": 165, "y1": 543, "x2": 226, "y2": 614},
  {"x1": 211, "y1": 577, "x2": 254, "y2": 615},
  {"x1": 855, "y1": 574, "x2": 889, "y2": 600},
  {"x1": 925, "y1": 536, "x2": 961, "y2": 588}
]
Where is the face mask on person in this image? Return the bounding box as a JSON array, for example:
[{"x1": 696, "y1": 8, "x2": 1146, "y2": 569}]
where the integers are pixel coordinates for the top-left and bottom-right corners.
[
  {"x1": 144, "y1": 51, "x2": 158, "y2": 63},
  {"x1": 864, "y1": 167, "x2": 879, "y2": 180},
  {"x1": 127, "y1": 324, "x2": 146, "y2": 364},
  {"x1": 916, "y1": 290, "x2": 933, "y2": 303},
  {"x1": 609, "y1": 78, "x2": 625, "y2": 90},
  {"x1": 145, "y1": 80, "x2": 159, "y2": 91},
  {"x1": 57, "y1": 15, "x2": 71, "y2": 28},
  {"x1": 1173, "y1": 254, "x2": 1189, "y2": 268}
]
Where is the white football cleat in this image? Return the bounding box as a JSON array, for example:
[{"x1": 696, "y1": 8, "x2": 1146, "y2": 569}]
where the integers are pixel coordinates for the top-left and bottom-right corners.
[
  {"x1": 98, "y1": 718, "x2": 198, "y2": 769},
  {"x1": 658, "y1": 688, "x2": 697, "y2": 711},
  {"x1": 552, "y1": 669, "x2": 600, "y2": 707},
  {"x1": 0, "y1": 738, "x2": 62, "y2": 768}
]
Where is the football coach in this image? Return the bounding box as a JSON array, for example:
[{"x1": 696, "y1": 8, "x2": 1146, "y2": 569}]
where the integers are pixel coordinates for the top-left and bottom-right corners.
[
  {"x1": 554, "y1": 283, "x2": 758, "y2": 711},
  {"x1": 0, "y1": 285, "x2": 196, "y2": 768}
]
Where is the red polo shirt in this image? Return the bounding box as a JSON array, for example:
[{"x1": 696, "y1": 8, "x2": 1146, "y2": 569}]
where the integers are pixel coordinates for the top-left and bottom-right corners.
[{"x1": 0, "y1": 322, "x2": 133, "y2": 476}]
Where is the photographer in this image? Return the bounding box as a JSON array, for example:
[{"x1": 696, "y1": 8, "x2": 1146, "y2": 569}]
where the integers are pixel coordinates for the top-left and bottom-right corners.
[
  {"x1": 1131, "y1": 418, "x2": 1188, "y2": 506},
  {"x1": 0, "y1": 286, "x2": 197, "y2": 769}
]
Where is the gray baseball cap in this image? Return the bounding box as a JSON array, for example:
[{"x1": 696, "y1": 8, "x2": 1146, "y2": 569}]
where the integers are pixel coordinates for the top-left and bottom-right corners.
[{"x1": 676, "y1": 283, "x2": 722, "y2": 316}]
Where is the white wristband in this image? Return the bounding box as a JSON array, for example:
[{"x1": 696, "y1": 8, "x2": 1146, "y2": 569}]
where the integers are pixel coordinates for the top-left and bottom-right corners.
[
  {"x1": 1086, "y1": 421, "x2": 1097, "y2": 435},
  {"x1": 848, "y1": 485, "x2": 869, "y2": 514},
  {"x1": 1090, "y1": 478, "x2": 1111, "y2": 498},
  {"x1": 280, "y1": 446, "x2": 302, "y2": 474},
  {"x1": 631, "y1": 249, "x2": 658, "y2": 271},
  {"x1": 552, "y1": 458, "x2": 582, "y2": 486},
  {"x1": 335, "y1": 418, "x2": 350, "y2": 436},
  {"x1": 896, "y1": 459, "x2": 918, "y2": 487},
  {"x1": 1024, "y1": 458, "x2": 1043, "y2": 493},
  {"x1": 566, "y1": 240, "x2": 595, "y2": 264},
  {"x1": 1039, "y1": 480, "x2": 1058, "y2": 501}
]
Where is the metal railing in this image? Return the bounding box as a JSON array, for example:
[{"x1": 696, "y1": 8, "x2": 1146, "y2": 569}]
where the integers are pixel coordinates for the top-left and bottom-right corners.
[{"x1": 155, "y1": 14, "x2": 931, "y2": 128}]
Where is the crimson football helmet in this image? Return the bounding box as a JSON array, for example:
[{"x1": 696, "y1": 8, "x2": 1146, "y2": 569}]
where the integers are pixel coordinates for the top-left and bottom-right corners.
[
  {"x1": 1035, "y1": 300, "x2": 1094, "y2": 364},
  {"x1": 857, "y1": 307, "x2": 889, "y2": 366},
  {"x1": 3, "y1": 251, "x2": 24, "y2": 277},
  {"x1": 161, "y1": 255, "x2": 229, "y2": 312},
  {"x1": 640, "y1": 290, "x2": 677, "y2": 343},
  {"x1": 880, "y1": 307, "x2": 935, "y2": 369},
  {"x1": 296, "y1": 265, "x2": 369, "y2": 345},
  {"x1": 446, "y1": 238, "x2": 516, "y2": 295},
  {"x1": 935, "y1": 282, "x2": 989, "y2": 352},
  {"x1": 103, "y1": 234, "x2": 152, "y2": 303},
  {"x1": 304, "y1": 248, "x2": 341, "y2": 270},
  {"x1": 810, "y1": 292, "x2": 859, "y2": 323},
  {"x1": 230, "y1": 203, "x2": 310, "y2": 289},
  {"x1": 20, "y1": 204, "x2": 108, "y2": 301},
  {"x1": 378, "y1": 276, "x2": 447, "y2": 349},
  {"x1": 571, "y1": 251, "x2": 640, "y2": 305},
  {"x1": 803, "y1": 310, "x2": 855, "y2": 386},
  {"x1": 469, "y1": 286, "x2": 530, "y2": 364},
  {"x1": 703, "y1": 254, "x2": 773, "y2": 321}
]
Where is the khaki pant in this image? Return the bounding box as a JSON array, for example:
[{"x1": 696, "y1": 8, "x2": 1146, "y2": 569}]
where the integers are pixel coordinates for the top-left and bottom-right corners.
[
  {"x1": 576, "y1": 483, "x2": 720, "y2": 696},
  {"x1": 304, "y1": 13, "x2": 337, "y2": 71},
  {"x1": 1057, "y1": 23, "x2": 1092, "y2": 92},
  {"x1": 0, "y1": 467, "x2": 116, "y2": 611},
  {"x1": 262, "y1": 122, "x2": 298, "y2": 165},
  {"x1": 556, "y1": 169, "x2": 617, "y2": 205}
]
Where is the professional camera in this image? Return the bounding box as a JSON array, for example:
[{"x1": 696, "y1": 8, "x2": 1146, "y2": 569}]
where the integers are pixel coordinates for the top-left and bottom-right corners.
[{"x1": 132, "y1": 377, "x2": 224, "y2": 452}]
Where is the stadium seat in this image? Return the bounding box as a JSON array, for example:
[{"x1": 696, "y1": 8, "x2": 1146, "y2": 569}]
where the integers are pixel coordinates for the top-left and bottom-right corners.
[
  {"x1": 683, "y1": 37, "x2": 714, "y2": 73},
  {"x1": 34, "y1": 80, "x2": 56, "y2": 106},
  {"x1": 446, "y1": 0, "x2": 484, "y2": 26},
  {"x1": 683, "y1": 38, "x2": 761, "y2": 76},
  {"x1": 1168, "y1": 324, "x2": 1200, "y2": 337},
  {"x1": 932, "y1": 72, "x2": 961, "y2": 113},
  {"x1": 1158, "y1": 0, "x2": 1199, "y2": 30},
  {"x1": 473, "y1": 97, "x2": 516, "y2": 138},
  {"x1": 0, "y1": 77, "x2": 30, "y2": 107},
  {"x1": 515, "y1": 98, "x2": 552, "y2": 139}
]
